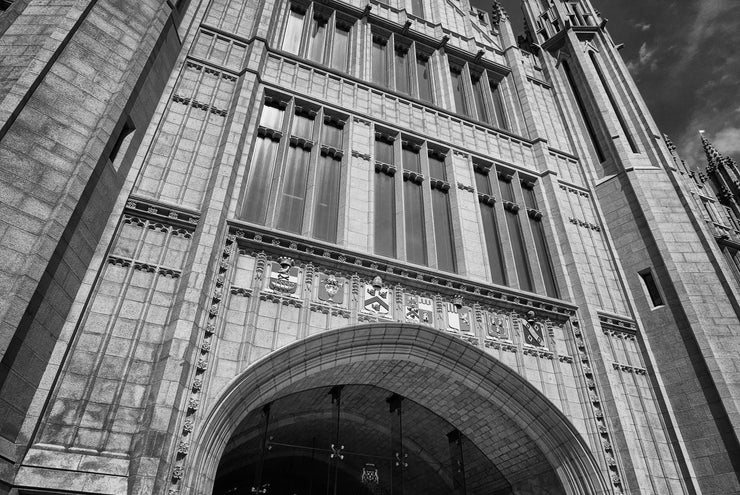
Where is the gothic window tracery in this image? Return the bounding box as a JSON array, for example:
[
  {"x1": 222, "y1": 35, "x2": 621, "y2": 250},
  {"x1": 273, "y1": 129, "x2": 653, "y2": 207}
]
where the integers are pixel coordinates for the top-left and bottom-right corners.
[
  {"x1": 449, "y1": 59, "x2": 510, "y2": 130},
  {"x1": 281, "y1": 2, "x2": 356, "y2": 74},
  {"x1": 474, "y1": 161, "x2": 559, "y2": 296},
  {"x1": 241, "y1": 93, "x2": 346, "y2": 244},
  {"x1": 373, "y1": 131, "x2": 458, "y2": 272}
]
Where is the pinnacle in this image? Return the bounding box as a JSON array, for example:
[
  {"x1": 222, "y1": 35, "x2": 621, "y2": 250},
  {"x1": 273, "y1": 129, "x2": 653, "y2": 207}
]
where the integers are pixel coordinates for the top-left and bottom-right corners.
[
  {"x1": 700, "y1": 132, "x2": 723, "y2": 172},
  {"x1": 699, "y1": 132, "x2": 723, "y2": 167},
  {"x1": 663, "y1": 134, "x2": 676, "y2": 154},
  {"x1": 491, "y1": 0, "x2": 509, "y2": 25}
]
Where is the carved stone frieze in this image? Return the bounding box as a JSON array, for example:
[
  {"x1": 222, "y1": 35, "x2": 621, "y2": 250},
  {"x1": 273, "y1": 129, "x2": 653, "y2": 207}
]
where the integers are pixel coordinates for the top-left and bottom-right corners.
[{"x1": 228, "y1": 223, "x2": 576, "y2": 322}]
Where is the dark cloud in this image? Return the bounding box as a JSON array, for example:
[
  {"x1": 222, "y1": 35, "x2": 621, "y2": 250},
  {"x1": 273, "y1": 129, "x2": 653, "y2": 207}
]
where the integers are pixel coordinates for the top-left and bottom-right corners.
[{"x1": 475, "y1": 0, "x2": 740, "y2": 169}]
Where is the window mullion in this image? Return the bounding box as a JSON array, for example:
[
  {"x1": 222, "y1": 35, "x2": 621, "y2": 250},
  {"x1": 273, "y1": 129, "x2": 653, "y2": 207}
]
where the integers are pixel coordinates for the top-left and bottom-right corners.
[
  {"x1": 490, "y1": 76, "x2": 509, "y2": 130},
  {"x1": 409, "y1": 43, "x2": 420, "y2": 99},
  {"x1": 325, "y1": 13, "x2": 337, "y2": 66},
  {"x1": 301, "y1": 107, "x2": 324, "y2": 237},
  {"x1": 493, "y1": 170, "x2": 519, "y2": 287},
  {"x1": 333, "y1": 121, "x2": 350, "y2": 244},
  {"x1": 523, "y1": 182, "x2": 559, "y2": 297},
  {"x1": 420, "y1": 142, "x2": 436, "y2": 268},
  {"x1": 479, "y1": 71, "x2": 495, "y2": 125},
  {"x1": 511, "y1": 177, "x2": 546, "y2": 294},
  {"x1": 264, "y1": 98, "x2": 295, "y2": 228},
  {"x1": 394, "y1": 134, "x2": 406, "y2": 260},
  {"x1": 425, "y1": 50, "x2": 436, "y2": 103},
  {"x1": 389, "y1": 33, "x2": 398, "y2": 91},
  {"x1": 462, "y1": 63, "x2": 476, "y2": 118},
  {"x1": 299, "y1": 3, "x2": 315, "y2": 58}
]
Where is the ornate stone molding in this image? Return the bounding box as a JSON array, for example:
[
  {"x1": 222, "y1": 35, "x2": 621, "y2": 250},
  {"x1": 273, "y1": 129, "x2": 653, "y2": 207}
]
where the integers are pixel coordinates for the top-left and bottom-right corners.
[
  {"x1": 484, "y1": 339, "x2": 517, "y2": 353},
  {"x1": 125, "y1": 196, "x2": 199, "y2": 228},
  {"x1": 598, "y1": 313, "x2": 638, "y2": 339},
  {"x1": 568, "y1": 217, "x2": 601, "y2": 232},
  {"x1": 612, "y1": 362, "x2": 647, "y2": 375},
  {"x1": 228, "y1": 223, "x2": 576, "y2": 322},
  {"x1": 168, "y1": 233, "x2": 237, "y2": 494},
  {"x1": 571, "y1": 318, "x2": 624, "y2": 494},
  {"x1": 172, "y1": 93, "x2": 228, "y2": 116},
  {"x1": 522, "y1": 346, "x2": 554, "y2": 359}
]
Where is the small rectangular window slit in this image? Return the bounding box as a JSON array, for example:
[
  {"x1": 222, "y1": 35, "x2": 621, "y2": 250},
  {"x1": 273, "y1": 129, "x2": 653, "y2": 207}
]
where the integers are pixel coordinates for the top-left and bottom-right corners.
[
  {"x1": 109, "y1": 118, "x2": 135, "y2": 173},
  {"x1": 639, "y1": 269, "x2": 664, "y2": 308}
]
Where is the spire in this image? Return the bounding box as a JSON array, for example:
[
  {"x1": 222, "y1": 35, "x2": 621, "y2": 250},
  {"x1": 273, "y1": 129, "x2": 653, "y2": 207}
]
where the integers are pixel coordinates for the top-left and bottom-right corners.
[
  {"x1": 700, "y1": 131, "x2": 723, "y2": 174},
  {"x1": 699, "y1": 132, "x2": 740, "y2": 207},
  {"x1": 491, "y1": 0, "x2": 509, "y2": 26}
]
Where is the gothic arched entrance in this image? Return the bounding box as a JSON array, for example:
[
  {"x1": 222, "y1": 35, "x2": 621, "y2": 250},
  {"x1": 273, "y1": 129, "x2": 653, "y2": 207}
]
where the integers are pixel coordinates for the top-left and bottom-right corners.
[{"x1": 183, "y1": 324, "x2": 608, "y2": 494}]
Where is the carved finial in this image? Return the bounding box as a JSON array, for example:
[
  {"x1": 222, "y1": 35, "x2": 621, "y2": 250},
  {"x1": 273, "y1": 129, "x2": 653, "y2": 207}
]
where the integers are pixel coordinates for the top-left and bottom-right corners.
[
  {"x1": 491, "y1": 0, "x2": 508, "y2": 25},
  {"x1": 663, "y1": 134, "x2": 676, "y2": 154},
  {"x1": 700, "y1": 131, "x2": 723, "y2": 175}
]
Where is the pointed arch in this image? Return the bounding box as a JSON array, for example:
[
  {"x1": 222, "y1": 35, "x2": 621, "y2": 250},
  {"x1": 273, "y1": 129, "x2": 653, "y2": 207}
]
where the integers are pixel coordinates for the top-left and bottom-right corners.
[{"x1": 183, "y1": 323, "x2": 609, "y2": 494}]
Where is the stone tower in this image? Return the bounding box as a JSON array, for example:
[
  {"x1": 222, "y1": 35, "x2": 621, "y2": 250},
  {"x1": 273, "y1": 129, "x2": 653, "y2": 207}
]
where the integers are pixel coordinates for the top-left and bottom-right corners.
[{"x1": 0, "y1": 0, "x2": 738, "y2": 492}]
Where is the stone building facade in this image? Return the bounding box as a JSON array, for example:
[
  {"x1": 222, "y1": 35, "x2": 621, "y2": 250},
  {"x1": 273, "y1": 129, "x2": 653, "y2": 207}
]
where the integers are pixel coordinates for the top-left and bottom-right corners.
[{"x1": 0, "y1": 0, "x2": 738, "y2": 492}]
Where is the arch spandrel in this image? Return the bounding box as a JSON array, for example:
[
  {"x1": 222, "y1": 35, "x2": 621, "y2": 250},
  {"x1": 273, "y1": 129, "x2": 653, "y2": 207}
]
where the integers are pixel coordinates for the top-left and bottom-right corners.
[{"x1": 183, "y1": 323, "x2": 609, "y2": 494}]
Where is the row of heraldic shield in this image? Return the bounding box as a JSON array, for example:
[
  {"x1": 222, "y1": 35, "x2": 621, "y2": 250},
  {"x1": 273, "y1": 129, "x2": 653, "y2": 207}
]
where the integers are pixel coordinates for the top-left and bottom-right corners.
[{"x1": 264, "y1": 261, "x2": 546, "y2": 347}]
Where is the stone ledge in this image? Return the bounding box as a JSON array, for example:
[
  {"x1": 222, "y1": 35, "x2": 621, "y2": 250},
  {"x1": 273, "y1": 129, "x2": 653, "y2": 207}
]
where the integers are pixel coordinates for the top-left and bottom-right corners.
[
  {"x1": 23, "y1": 446, "x2": 129, "y2": 476},
  {"x1": 15, "y1": 465, "x2": 127, "y2": 494}
]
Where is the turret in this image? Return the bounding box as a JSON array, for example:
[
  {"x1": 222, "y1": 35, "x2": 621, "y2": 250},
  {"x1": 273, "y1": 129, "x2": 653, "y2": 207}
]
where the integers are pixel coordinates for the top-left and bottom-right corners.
[
  {"x1": 512, "y1": 1, "x2": 740, "y2": 494},
  {"x1": 518, "y1": 0, "x2": 671, "y2": 178},
  {"x1": 700, "y1": 132, "x2": 740, "y2": 218}
]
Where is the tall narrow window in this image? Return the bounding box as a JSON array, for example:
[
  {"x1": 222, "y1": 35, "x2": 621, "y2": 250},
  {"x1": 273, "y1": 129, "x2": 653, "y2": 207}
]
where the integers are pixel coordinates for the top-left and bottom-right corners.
[
  {"x1": 372, "y1": 36, "x2": 388, "y2": 86},
  {"x1": 375, "y1": 134, "x2": 397, "y2": 257},
  {"x1": 276, "y1": 110, "x2": 315, "y2": 233},
  {"x1": 639, "y1": 269, "x2": 664, "y2": 307},
  {"x1": 490, "y1": 81, "x2": 508, "y2": 130},
  {"x1": 308, "y1": 14, "x2": 328, "y2": 63},
  {"x1": 242, "y1": 97, "x2": 348, "y2": 243},
  {"x1": 243, "y1": 102, "x2": 285, "y2": 224},
  {"x1": 331, "y1": 21, "x2": 351, "y2": 71},
  {"x1": 450, "y1": 65, "x2": 469, "y2": 116},
  {"x1": 429, "y1": 152, "x2": 456, "y2": 272},
  {"x1": 475, "y1": 167, "x2": 506, "y2": 284},
  {"x1": 522, "y1": 183, "x2": 558, "y2": 297},
  {"x1": 313, "y1": 117, "x2": 344, "y2": 242},
  {"x1": 499, "y1": 173, "x2": 533, "y2": 291},
  {"x1": 108, "y1": 118, "x2": 135, "y2": 173},
  {"x1": 589, "y1": 52, "x2": 639, "y2": 154},
  {"x1": 282, "y1": 7, "x2": 305, "y2": 54},
  {"x1": 402, "y1": 142, "x2": 426, "y2": 265},
  {"x1": 395, "y1": 45, "x2": 411, "y2": 95},
  {"x1": 562, "y1": 60, "x2": 605, "y2": 162},
  {"x1": 472, "y1": 75, "x2": 489, "y2": 124},
  {"x1": 416, "y1": 54, "x2": 433, "y2": 102}
]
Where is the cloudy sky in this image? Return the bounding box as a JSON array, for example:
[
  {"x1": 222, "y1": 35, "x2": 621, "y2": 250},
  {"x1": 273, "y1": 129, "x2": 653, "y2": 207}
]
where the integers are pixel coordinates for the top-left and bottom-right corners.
[{"x1": 488, "y1": 0, "x2": 740, "y2": 169}]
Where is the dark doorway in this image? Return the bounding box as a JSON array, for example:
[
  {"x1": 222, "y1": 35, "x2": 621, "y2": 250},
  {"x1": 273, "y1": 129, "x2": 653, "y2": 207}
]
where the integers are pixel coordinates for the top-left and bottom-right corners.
[{"x1": 213, "y1": 385, "x2": 511, "y2": 495}]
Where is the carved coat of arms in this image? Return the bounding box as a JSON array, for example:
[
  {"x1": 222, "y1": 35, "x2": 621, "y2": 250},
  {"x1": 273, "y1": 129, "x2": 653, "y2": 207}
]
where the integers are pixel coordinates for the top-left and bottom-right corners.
[
  {"x1": 268, "y1": 257, "x2": 299, "y2": 295},
  {"x1": 318, "y1": 274, "x2": 345, "y2": 304},
  {"x1": 447, "y1": 304, "x2": 472, "y2": 333},
  {"x1": 485, "y1": 312, "x2": 511, "y2": 340},
  {"x1": 405, "y1": 295, "x2": 433, "y2": 325},
  {"x1": 363, "y1": 278, "x2": 391, "y2": 316},
  {"x1": 521, "y1": 319, "x2": 546, "y2": 347}
]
